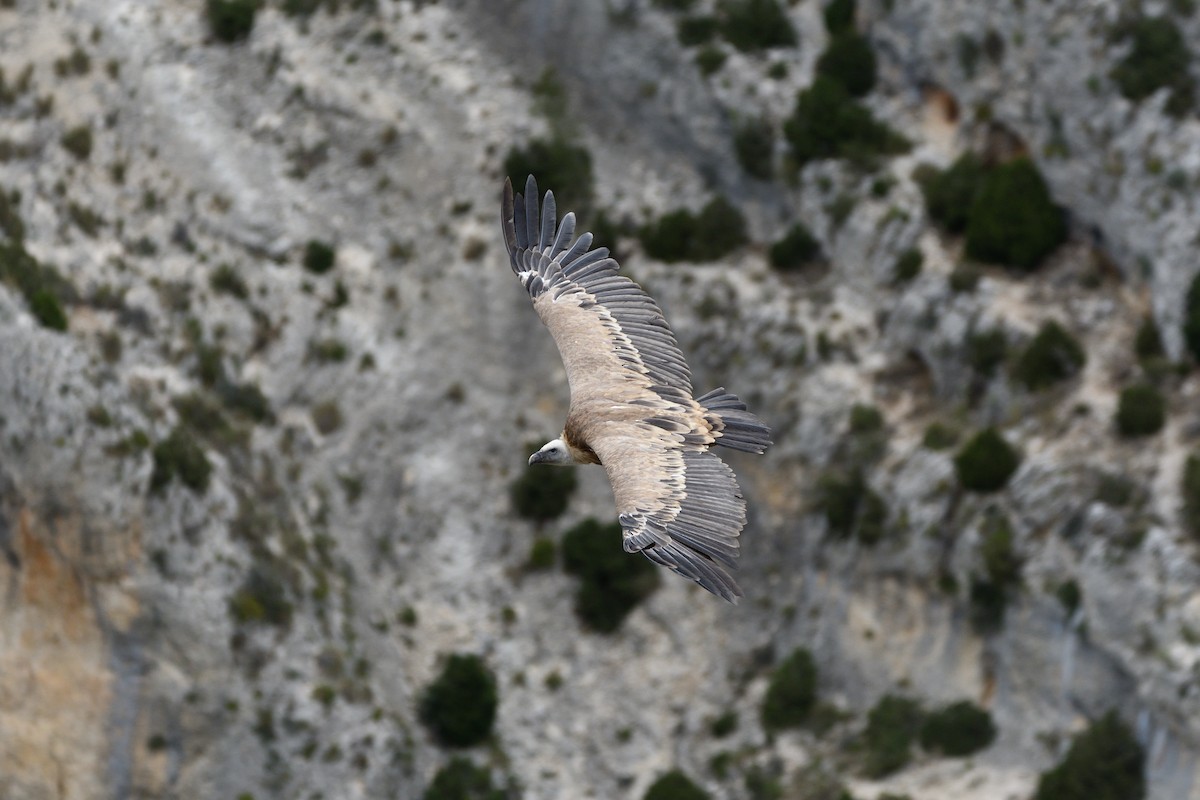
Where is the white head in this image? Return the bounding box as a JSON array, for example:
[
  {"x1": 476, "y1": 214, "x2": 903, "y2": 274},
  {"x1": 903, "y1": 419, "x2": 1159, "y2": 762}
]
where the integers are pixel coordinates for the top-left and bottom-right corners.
[{"x1": 528, "y1": 438, "x2": 574, "y2": 466}]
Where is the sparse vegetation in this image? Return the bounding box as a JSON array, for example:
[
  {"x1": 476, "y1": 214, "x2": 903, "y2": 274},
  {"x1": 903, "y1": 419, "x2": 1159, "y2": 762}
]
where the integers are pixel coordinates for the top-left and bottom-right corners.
[
  {"x1": 734, "y1": 116, "x2": 776, "y2": 180},
  {"x1": 206, "y1": 0, "x2": 260, "y2": 43},
  {"x1": 695, "y1": 46, "x2": 728, "y2": 76},
  {"x1": 922, "y1": 422, "x2": 958, "y2": 450},
  {"x1": 678, "y1": 16, "x2": 719, "y2": 46},
  {"x1": 526, "y1": 537, "x2": 556, "y2": 570},
  {"x1": 150, "y1": 427, "x2": 212, "y2": 494},
  {"x1": 919, "y1": 701, "x2": 996, "y2": 756},
  {"x1": 419, "y1": 654, "x2": 498, "y2": 748},
  {"x1": 760, "y1": 648, "x2": 817, "y2": 730},
  {"x1": 784, "y1": 76, "x2": 909, "y2": 168},
  {"x1": 229, "y1": 566, "x2": 293, "y2": 627},
  {"x1": 769, "y1": 222, "x2": 821, "y2": 271},
  {"x1": 561, "y1": 518, "x2": 660, "y2": 633},
  {"x1": 640, "y1": 196, "x2": 747, "y2": 262},
  {"x1": 1034, "y1": 711, "x2": 1144, "y2": 800},
  {"x1": 1111, "y1": 16, "x2": 1195, "y2": 117},
  {"x1": 980, "y1": 512, "x2": 1021, "y2": 587},
  {"x1": 967, "y1": 328, "x2": 1008, "y2": 376},
  {"x1": 303, "y1": 240, "x2": 336, "y2": 274},
  {"x1": 1116, "y1": 383, "x2": 1166, "y2": 437},
  {"x1": 1, "y1": 242, "x2": 77, "y2": 331},
  {"x1": 1184, "y1": 272, "x2": 1200, "y2": 363},
  {"x1": 210, "y1": 263, "x2": 248, "y2": 299},
  {"x1": 1182, "y1": 453, "x2": 1200, "y2": 539},
  {"x1": 423, "y1": 757, "x2": 506, "y2": 800},
  {"x1": 965, "y1": 158, "x2": 1066, "y2": 270},
  {"x1": 893, "y1": 248, "x2": 922, "y2": 282},
  {"x1": 1013, "y1": 321, "x2": 1086, "y2": 391},
  {"x1": 640, "y1": 771, "x2": 708, "y2": 800},
  {"x1": 823, "y1": 0, "x2": 855, "y2": 35},
  {"x1": 817, "y1": 468, "x2": 887, "y2": 544},
  {"x1": 863, "y1": 694, "x2": 924, "y2": 777},
  {"x1": 717, "y1": 0, "x2": 796, "y2": 52},
  {"x1": 510, "y1": 459, "x2": 577, "y2": 522},
  {"x1": 61, "y1": 125, "x2": 93, "y2": 161},
  {"x1": 954, "y1": 428, "x2": 1020, "y2": 492}
]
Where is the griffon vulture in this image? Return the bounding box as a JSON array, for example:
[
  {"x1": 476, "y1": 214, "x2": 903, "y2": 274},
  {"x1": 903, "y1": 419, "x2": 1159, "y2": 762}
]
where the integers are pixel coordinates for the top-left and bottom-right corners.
[{"x1": 502, "y1": 176, "x2": 771, "y2": 603}]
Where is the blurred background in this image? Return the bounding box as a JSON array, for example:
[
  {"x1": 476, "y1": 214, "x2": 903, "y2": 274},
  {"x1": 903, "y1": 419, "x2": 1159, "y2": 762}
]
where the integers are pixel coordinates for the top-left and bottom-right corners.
[{"x1": 1, "y1": 0, "x2": 1199, "y2": 798}]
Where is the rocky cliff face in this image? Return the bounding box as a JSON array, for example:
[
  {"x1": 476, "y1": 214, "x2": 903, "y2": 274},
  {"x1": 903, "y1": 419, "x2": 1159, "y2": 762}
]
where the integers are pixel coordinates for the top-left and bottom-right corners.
[{"x1": 1, "y1": 1, "x2": 1199, "y2": 799}]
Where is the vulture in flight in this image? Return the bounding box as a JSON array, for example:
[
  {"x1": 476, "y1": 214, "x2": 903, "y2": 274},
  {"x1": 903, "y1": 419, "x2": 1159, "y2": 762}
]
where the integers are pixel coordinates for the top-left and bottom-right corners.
[{"x1": 502, "y1": 176, "x2": 772, "y2": 603}]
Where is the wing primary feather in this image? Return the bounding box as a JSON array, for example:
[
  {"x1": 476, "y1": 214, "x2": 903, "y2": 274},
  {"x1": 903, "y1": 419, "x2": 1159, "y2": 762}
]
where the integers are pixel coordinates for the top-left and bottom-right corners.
[
  {"x1": 539, "y1": 190, "x2": 557, "y2": 252},
  {"x1": 523, "y1": 175, "x2": 540, "y2": 251},
  {"x1": 559, "y1": 232, "x2": 594, "y2": 266},
  {"x1": 551, "y1": 212, "x2": 576, "y2": 257}
]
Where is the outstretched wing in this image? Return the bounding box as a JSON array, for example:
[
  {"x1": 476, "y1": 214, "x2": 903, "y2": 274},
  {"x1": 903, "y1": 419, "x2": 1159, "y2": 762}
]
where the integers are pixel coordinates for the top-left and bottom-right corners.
[{"x1": 501, "y1": 175, "x2": 755, "y2": 602}]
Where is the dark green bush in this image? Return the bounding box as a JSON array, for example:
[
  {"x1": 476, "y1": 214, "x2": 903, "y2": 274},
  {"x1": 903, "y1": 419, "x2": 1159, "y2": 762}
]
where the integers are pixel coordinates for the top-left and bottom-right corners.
[
  {"x1": 510, "y1": 461, "x2": 577, "y2": 522},
  {"x1": 61, "y1": 125, "x2": 93, "y2": 160},
  {"x1": 1116, "y1": 383, "x2": 1166, "y2": 437},
  {"x1": 678, "y1": 16, "x2": 719, "y2": 46},
  {"x1": 717, "y1": 0, "x2": 796, "y2": 52},
  {"x1": 423, "y1": 757, "x2": 506, "y2": 800},
  {"x1": 1034, "y1": 711, "x2": 1144, "y2": 800},
  {"x1": 561, "y1": 518, "x2": 660, "y2": 632},
  {"x1": 769, "y1": 222, "x2": 821, "y2": 271},
  {"x1": 919, "y1": 701, "x2": 996, "y2": 756},
  {"x1": 816, "y1": 33, "x2": 876, "y2": 97},
  {"x1": 864, "y1": 695, "x2": 924, "y2": 777},
  {"x1": 1184, "y1": 454, "x2": 1200, "y2": 539},
  {"x1": 710, "y1": 711, "x2": 737, "y2": 737},
  {"x1": 893, "y1": 248, "x2": 923, "y2": 282},
  {"x1": 1056, "y1": 579, "x2": 1082, "y2": 615},
  {"x1": 644, "y1": 770, "x2": 710, "y2": 800},
  {"x1": 218, "y1": 380, "x2": 274, "y2": 424},
  {"x1": 206, "y1": 0, "x2": 260, "y2": 43},
  {"x1": 1184, "y1": 272, "x2": 1200, "y2": 363},
  {"x1": 816, "y1": 469, "x2": 886, "y2": 543},
  {"x1": 150, "y1": 427, "x2": 212, "y2": 494},
  {"x1": 0, "y1": 242, "x2": 75, "y2": 330},
  {"x1": 922, "y1": 422, "x2": 958, "y2": 450},
  {"x1": 1013, "y1": 321, "x2": 1086, "y2": 391},
  {"x1": 654, "y1": 0, "x2": 698, "y2": 9},
  {"x1": 1111, "y1": 17, "x2": 1195, "y2": 117},
  {"x1": 1134, "y1": 316, "x2": 1165, "y2": 363},
  {"x1": 761, "y1": 648, "x2": 817, "y2": 730},
  {"x1": 850, "y1": 404, "x2": 884, "y2": 433},
  {"x1": 784, "y1": 76, "x2": 909, "y2": 167},
  {"x1": 954, "y1": 428, "x2": 1020, "y2": 492},
  {"x1": 969, "y1": 576, "x2": 1007, "y2": 633},
  {"x1": 823, "y1": 0, "x2": 855, "y2": 34},
  {"x1": 210, "y1": 263, "x2": 248, "y2": 299},
  {"x1": 964, "y1": 158, "x2": 1066, "y2": 270},
  {"x1": 30, "y1": 290, "x2": 67, "y2": 331},
  {"x1": 967, "y1": 328, "x2": 1008, "y2": 376},
  {"x1": 734, "y1": 116, "x2": 776, "y2": 180},
  {"x1": 695, "y1": 46, "x2": 728, "y2": 76},
  {"x1": 504, "y1": 135, "x2": 595, "y2": 222},
  {"x1": 0, "y1": 189, "x2": 24, "y2": 242},
  {"x1": 918, "y1": 153, "x2": 984, "y2": 234},
  {"x1": 526, "y1": 537, "x2": 556, "y2": 570},
  {"x1": 980, "y1": 512, "x2": 1021, "y2": 587},
  {"x1": 640, "y1": 196, "x2": 747, "y2": 262},
  {"x1": 419, "y1": 654, "x2": 498, "y2": 748},
  {"x1": 229, "y1": 566, "x2": 293, "y2": 627},
  {"x1": 303, "y1": 240, "x2": 336, "y2": 274}
]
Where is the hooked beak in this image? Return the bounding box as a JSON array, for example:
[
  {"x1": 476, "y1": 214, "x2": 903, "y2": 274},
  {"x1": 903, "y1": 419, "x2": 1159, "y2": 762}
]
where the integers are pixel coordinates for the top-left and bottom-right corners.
[{"x1": 528, "y1": 451, "x2": 543, "y2": 466}]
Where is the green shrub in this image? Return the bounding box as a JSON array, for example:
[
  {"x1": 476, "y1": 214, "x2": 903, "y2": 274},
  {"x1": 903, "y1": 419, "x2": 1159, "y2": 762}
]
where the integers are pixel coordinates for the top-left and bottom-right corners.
[
  {"x1": 817, "y1": 469, "x2": 886, "y2": 543},
  {"x1": 210, "y1": 263, "x2": 248, "y2": 299},
  {"x1": 964, "y1": 158, "x2": 1066, "y2": 270},
  {"x1": 864, "y1": 695, "x2": 924, "y2": 777},
  {"x1": 922, "y1": 422, "x2": 958, "y2": 450},
  {"x1": 510, "y1": 461, "x2": 577, "y2": 522},
  {"x1": 206, "y1": 0, "x2": 259, "y2": 43},
  {"x1": 30, "y1": 290, "x2": 67, "y2": 331},
  {"x1": 1116, "y1": 383, "x2": 1166, "y2": 437},
  {"x1": 678, "y1": 16, "x2": 719, "y2": 46},
  {"x1": 303, "y1": 240, "x2": 336, "y2": 274},
  {"x1": 1034, "y1": 711, "x2": 1144, "y2": 800},
  {"x1": 1013, "y1": 321, "x2": 1086, "y2": 390},
  {"x1": 954, "y1": 428, "x2": 1020, "y2": 492},
  {"x1": 61, "y1": 125, "x2": 93, "y2": 160},
  {"x1": 816, "y1": 33, "x2": 876, "y2": 97},
  {"x1": 644, "y1": 770, "x2": 710, "y2": 800},
  {"x1": 654, "y1": 0, "x2": 698, "y2": 9},
  {"x1": 229, "y1": 567, "x2": 293, "y2": 627},
  {"x1": 1182, "y1": 453, "x2": 1200, "y2": 539},
  {"x1": 980, "y1": 512, "x2": 1021, "y2": 587},
  {"x1": 849, "y1": 404, "x2": 884, "y2": 433},
  {"x1": 150, "y1": 427, "x2": 212, "y2": 494},
  {"x1": 919, "y1": 701, "x2": 996, "y2": 756},
  {"x1": 1056, "y1": 579, "x2": 1082, "y2": 615},
  {"x1": 734, "y1": 116, "x2": 776, "y2": 180},
  {"x1": 769, "y1": 222, "x2": 821, "y2": 271},
  {"x1": 784, "y1": 76, "x2": 909, "y2": 168},
  {"x1": 823, "y1": 0, "x2": 855, "y2": 34},
  {"x1": 918, "y1": 153, "x2": 984, "y2": 234},
  {"x1": 893, "y1": 248, "x2": 923, "y2": 282},
  {"x1": 969, "y1": 576, "x2": 1007, "y2": 633},
  {"x1": 710, "y1": 711, "x2": 737, "y2": 737},
  {"x1": 640, "y1": 196, "x2": 747, "y2": 262},
  {"x1": 1134, "y1": 316, "x2": 1165, "y2": 363},
  {"x1": 504, "y1": 135, "x2": 595, "y2": 222},
  {"x1": 0, "y1": 242, "x2": 75, "y2": 330},
  {"x1": 526, "y1": 536, "x2": 556, "y2": 570},
  {"x1": 1111, "y1": 17, "x2": 1195, "y2": 117},
  {"x1": 0, "y1": 189, "x2": 24, "y2": 242},
  {"x1": 948, "y1": 263, "x2": 981, "y2": 293},
  {"x1": 967, "y1": 328, "x2": 1008, "y2": 376},
  {"x1": 717, "y1": 0, "x2": 796, "y2": 52},
  {"x1": 423, "y1": 757, "x2": 506, "y2": 800},
  {"x1": 561, "y1": 518, "x2": 659, "y2": 632},
  {"x1": 419, "y1": 654, "x2": 498, "y2": 748},
  {"x1": 1184, "y1": 272, "x2": 1200, "y2": 363},
  {"x1": 218, "y1": 381, "x2": 274, "y2": 424},
  {"x1": 695, "y1": 45, "x2": 728, "y2": 76},
  {"x1": 760, "y1": 648, "x2": 817, "y2": 730}
]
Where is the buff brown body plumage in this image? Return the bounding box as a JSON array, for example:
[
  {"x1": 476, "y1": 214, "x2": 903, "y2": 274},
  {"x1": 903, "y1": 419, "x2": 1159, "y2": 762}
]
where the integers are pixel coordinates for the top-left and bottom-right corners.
[{"x1": 503, "y1": 176, "x2": 771, "y2": 602}]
